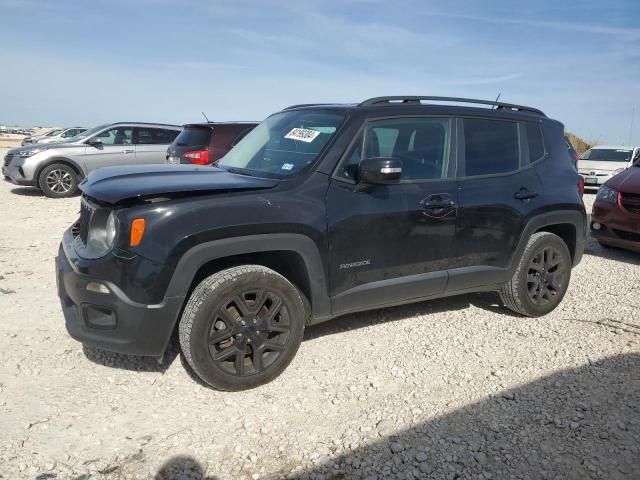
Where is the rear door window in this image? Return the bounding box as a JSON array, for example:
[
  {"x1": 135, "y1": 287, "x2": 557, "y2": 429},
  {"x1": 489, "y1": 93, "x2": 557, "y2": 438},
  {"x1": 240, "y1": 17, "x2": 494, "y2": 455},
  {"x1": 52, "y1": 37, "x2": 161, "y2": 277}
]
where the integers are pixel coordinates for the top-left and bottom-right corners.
[
  {"x1": 135, "y1": 128, "x2": 180, "y2": 145},
  {"x1": 462, "y1": 118, "x2": 519, "y2": 176}
]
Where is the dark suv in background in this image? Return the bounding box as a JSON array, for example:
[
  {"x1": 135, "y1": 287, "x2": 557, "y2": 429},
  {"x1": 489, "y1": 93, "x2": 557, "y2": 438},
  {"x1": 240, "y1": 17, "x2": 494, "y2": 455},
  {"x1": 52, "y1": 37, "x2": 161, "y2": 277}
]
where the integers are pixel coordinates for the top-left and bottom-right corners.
[
  {"x1": 166, "y1": 122, "x2": 258, "y2": 165},
  {"x1": 56, "y1": 96, "x2": 586, "y2": 391}
]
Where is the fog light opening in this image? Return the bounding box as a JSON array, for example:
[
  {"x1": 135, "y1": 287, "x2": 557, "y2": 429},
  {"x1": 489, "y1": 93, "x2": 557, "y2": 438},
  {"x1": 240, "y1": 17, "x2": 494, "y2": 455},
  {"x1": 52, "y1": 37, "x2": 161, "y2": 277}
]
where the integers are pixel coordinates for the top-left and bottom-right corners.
[
  {"x1": 86, "y1": 282, "x2": 110, "y2": 294},
  {"x1": 592, "y1": 222, "x2": 601, "y2": 231}
]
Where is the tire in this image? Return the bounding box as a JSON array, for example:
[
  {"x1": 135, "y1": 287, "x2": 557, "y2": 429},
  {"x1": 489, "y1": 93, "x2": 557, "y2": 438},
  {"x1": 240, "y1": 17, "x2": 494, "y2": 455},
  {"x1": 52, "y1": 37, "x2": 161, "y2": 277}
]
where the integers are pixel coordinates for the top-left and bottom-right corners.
[
  {"x1": 499, "y1": 232, "x2": 572, "y2": 317},
  {"x1": 179, "y1": 265, "x2": 306, "y2": 391},
  {"x1": 38, "y1": 163, "x2": 79, "y2": 198}
]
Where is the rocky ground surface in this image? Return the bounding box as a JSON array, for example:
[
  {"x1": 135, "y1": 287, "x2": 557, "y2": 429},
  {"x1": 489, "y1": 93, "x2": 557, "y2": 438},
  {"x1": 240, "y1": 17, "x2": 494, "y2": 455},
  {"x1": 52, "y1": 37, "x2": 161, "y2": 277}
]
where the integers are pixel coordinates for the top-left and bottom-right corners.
[{"x1": 0, "y1": 182, "x2": 638, "y2": 480}]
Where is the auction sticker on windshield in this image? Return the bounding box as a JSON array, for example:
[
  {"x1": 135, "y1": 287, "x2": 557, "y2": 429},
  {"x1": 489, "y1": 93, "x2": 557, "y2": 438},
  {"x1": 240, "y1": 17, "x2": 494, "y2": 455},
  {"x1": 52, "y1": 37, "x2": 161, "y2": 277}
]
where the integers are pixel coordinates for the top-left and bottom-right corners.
[{"x1": 284, "y1": 128, "x2": 320, "y2": 143}]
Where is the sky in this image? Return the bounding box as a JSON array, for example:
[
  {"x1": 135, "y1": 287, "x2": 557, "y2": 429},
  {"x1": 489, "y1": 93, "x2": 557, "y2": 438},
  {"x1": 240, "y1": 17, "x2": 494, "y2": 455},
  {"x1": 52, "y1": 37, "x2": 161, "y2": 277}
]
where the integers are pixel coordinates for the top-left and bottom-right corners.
[{"x1": 1, "y1": 0, "x2": 639, "y2": 145}]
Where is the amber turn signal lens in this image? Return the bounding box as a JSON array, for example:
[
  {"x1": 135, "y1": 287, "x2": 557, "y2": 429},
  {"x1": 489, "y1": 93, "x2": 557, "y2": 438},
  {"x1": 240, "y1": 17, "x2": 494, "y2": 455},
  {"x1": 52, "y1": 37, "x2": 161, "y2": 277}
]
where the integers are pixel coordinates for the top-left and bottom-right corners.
[{"x1": 130, "y1": 218, "x2": 146, "y2": 247}]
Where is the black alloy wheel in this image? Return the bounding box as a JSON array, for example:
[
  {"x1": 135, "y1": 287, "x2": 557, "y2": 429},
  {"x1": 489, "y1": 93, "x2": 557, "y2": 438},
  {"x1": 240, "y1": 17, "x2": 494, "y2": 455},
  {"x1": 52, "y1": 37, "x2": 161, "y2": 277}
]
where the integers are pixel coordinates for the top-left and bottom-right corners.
[
  {"x1": 526, "y1": 246, "x2": 569, "y2": 306},
  {"x1": 208, "y1": 289, "x2": 291, "y2": 377}
]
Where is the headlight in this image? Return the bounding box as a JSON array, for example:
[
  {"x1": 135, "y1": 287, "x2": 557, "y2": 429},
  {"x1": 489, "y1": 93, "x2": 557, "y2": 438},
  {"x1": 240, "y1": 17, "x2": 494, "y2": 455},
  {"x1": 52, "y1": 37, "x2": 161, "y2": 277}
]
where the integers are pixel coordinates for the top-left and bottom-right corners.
[
  {"x1": 18, "y1": 148, "x2": 45, "y2": 158},
  {"x1": 612, "y1": 168, "x2": 626, "y2": 176},
  {"x1": 105, "y1": 211, "x2": 117, "y2": 246},
  {"x1": 84, "y1": 209, "x2": 119, "y2": 258},
  {"x1": 596, "y1": 185, "x2": 618, "y2": 204}
]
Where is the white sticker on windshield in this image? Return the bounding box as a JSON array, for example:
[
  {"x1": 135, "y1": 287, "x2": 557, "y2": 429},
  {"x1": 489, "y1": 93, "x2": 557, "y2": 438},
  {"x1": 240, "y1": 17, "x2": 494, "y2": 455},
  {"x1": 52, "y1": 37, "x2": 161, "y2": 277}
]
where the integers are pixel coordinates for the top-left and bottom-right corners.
[
  {"x1": 284, "y1": 128, "x2": 321, "y2": 143},
  {"x1": 281, "y1": 163, "x2": 294, "y2": 171}
]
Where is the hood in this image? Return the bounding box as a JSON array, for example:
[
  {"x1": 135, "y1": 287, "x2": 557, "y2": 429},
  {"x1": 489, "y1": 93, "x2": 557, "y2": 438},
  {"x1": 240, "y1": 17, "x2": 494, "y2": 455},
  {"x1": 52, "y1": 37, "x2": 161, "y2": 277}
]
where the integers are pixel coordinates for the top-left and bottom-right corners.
[
  {"x1": 8, "y1": 141, "x2": 83, "y2": 155},
  {"x1": 605, "y1": 166, "x2": 640, "y2": 193},
  {"x1": 80, "y1": 164, "x2": 279, "y2": 204},
  {"x1": 578, "y1": 159, "x2": 629, "y2": 172}
]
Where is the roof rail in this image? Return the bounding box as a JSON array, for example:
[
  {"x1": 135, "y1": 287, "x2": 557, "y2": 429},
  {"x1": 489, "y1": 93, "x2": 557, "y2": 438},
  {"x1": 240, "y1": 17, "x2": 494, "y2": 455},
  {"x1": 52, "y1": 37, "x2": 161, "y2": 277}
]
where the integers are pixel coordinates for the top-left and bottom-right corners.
[{"x1": 359, "y1": 96, "x2": 545, "y2": 116}]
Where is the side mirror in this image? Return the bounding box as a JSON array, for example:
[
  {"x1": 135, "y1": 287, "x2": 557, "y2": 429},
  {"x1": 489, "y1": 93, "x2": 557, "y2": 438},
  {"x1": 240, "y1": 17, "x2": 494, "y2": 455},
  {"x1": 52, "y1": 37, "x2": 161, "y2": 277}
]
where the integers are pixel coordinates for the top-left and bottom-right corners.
[
  {"x1": 358, "y1": 157, "x2": 402, "y2": 185},
  {"x1": 87, "y1": 138, "x2": 103, "y2": 147}
]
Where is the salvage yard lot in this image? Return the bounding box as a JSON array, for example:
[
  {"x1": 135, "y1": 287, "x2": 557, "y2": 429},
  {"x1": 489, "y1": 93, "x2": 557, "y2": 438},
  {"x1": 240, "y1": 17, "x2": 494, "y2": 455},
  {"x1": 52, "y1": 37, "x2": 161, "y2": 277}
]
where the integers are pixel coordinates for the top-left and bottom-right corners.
[{"x1": 0, "y1": 181, "x2": 638, "y2": 479}]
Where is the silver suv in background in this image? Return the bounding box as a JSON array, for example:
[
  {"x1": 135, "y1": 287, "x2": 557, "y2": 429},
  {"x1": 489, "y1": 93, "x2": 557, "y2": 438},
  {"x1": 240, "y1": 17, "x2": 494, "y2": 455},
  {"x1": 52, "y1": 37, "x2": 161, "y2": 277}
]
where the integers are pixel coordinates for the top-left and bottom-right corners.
[
  {"x1": 21, "y1": 128, "x2": 64, "y2": 146},
  {"x1": 578, "y1": 145, "x2": 639, "y2": 188},
  {"x1": 3, "y1": 122, "x2": 181, "y2": 197},
  {"x1": 35, "y1": 127, "x2": 87, "y2": 144}
]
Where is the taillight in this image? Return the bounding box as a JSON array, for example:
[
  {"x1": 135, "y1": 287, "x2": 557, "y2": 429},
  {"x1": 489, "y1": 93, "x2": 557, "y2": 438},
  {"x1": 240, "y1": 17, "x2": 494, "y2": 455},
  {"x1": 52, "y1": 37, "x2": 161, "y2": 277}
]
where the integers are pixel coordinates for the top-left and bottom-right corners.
[
  {"x1": 183, "y1": 149, "x2": 210, "y2": 165},
  {"x1": 578, "y1": 176, "x2": 584, "y2": 196}
]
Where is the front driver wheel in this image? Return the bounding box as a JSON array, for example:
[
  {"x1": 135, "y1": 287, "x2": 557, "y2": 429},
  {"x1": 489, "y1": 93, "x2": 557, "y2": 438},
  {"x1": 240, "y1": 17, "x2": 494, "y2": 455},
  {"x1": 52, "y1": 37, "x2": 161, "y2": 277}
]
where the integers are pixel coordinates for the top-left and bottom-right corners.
[
  {"x1": 179, "y1": 265, "x2": 306, "y2": 391},
  {"x1": 38, "y1": 163, "x2": 79, "y2": 198},
  {"x1": 499, "y1": 232, "x2": 572, "y2": 317}
]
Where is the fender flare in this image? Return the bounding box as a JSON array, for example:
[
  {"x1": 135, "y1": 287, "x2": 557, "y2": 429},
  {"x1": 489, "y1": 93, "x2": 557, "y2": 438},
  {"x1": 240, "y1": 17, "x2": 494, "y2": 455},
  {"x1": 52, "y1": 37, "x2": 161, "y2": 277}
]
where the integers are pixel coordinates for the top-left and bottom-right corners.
[
  {"x1": 511, "y1": 209, "x2": 586, "y2": 270},
  {"x1": 165, "y1": 233, "x2": 331, "y2": 320}
]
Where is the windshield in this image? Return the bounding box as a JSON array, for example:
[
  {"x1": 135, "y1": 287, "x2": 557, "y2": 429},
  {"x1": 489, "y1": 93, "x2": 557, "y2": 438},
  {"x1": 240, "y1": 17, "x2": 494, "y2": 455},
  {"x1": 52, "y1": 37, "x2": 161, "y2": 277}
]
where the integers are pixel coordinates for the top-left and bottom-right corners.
[
  {"x1": 45, "y1": 129, "x2": 63, "y2": 137},
  {"x1": 218, "y1": 110, "x2": 345, "y2": 177},
  {"x1": 580, "y1": 148, "x2": 632, "y2": 162},
  {"x1": 65, "y1": 124, "x2": 110, "y2": 143}
]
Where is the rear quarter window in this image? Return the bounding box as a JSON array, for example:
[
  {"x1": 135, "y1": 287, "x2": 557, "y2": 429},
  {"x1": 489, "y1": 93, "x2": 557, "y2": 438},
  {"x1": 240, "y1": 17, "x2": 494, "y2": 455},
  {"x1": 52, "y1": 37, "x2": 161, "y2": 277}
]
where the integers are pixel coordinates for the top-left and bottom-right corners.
[{"x1": 524, "y1": 123, "x2": 545, "y2": 163}]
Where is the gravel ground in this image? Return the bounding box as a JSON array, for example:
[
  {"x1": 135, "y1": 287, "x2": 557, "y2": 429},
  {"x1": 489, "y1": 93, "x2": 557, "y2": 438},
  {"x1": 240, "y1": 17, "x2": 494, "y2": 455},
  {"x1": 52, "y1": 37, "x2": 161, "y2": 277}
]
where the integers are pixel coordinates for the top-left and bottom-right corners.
[{"x1": 0, "y1": 181, "x2": 638, "y2": 480}]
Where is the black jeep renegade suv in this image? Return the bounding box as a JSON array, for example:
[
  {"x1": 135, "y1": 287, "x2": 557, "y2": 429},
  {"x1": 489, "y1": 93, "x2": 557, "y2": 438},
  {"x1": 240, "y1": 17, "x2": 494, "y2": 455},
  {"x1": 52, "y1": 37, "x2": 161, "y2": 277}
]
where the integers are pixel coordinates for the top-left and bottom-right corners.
[{"x1": 56, "y1": 96, "x2": 586, "y2": 390}]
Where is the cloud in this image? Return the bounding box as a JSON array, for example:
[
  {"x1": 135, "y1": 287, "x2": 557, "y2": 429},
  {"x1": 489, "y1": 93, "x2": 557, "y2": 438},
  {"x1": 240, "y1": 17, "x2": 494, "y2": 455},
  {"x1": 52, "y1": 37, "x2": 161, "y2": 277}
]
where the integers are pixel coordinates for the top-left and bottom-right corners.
[
  {"x1": 426, "y1": 12, "x2": 640, "y2": 42},
  {"x1": 451, "y1": 73, "x2": 523, "y2": 86}
]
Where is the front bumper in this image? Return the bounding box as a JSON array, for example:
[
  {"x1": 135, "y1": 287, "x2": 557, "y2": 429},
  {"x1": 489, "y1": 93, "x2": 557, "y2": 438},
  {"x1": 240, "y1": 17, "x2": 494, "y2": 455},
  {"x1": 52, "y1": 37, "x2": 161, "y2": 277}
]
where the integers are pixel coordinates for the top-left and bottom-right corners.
[
  {"x1": 591, "y1": 202, "x2": 640, "y2": 253},
  {"x1": 3, "y1": 163, "x2": 35, "y2": 186},
  {"x1": 56, "y1": 231, "x2": 185, "y2": 356},
  {"x1": 579, "y1": 173, "x2": 611, "y2": 188}
]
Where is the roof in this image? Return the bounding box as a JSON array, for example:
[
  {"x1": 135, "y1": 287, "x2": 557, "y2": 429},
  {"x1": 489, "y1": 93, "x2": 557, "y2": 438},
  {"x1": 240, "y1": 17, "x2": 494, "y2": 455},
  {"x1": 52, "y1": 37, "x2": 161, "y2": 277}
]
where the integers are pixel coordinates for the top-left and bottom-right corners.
[
  {"x1": 590, "y1": 145, "x2": 637, "y2": 150},
  {"x1": 182, "y1": 121, "x2": 259, "y2": 128},
  {"x1": 108, "y1": 122, "x2": 182, "y2": 129}
]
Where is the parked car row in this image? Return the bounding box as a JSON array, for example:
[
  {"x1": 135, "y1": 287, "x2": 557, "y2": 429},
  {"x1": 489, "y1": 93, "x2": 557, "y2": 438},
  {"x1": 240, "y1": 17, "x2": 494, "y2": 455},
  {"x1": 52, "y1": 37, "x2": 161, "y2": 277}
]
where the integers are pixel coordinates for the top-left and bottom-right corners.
[{"x1": 4, "y1": 120, "x2": 258, "y2": 197}]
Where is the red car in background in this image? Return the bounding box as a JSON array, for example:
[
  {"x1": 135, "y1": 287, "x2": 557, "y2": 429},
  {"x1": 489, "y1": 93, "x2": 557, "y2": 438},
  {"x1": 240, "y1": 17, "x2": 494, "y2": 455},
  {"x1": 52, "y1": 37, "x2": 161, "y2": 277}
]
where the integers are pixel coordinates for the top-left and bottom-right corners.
[
  {"x1": 166, "y1": 122, "x2": 258, "y2": 165},
  {"x1": 591, "y1": 155, "x2": 640, "y2": 252}
]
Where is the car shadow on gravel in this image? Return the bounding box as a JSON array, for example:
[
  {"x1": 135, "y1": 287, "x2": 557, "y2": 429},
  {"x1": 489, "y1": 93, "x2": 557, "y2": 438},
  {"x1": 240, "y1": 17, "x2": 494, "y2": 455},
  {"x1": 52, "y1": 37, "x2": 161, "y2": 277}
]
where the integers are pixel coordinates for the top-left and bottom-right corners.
[
  {"x1": 305, "y1": 292, "x2": 509, "y2": 341},
  {"x1": 583, "y1": 236, "x2": 640, "y2": 266},
  {"x1": 157, "y1": 353, "x2": 639, "y2": 479},
  {"x1": 82, "y1": 342, "x2": 180, "y2": 373},
  {"x1": 10, "y1": 186, "x2": 80, "y2": 197}
]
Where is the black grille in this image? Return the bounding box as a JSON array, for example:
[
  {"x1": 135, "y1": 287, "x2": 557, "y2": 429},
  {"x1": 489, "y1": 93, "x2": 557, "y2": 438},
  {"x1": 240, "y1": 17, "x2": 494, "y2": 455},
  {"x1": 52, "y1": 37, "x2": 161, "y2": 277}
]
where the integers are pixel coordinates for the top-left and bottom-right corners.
[
  {"x1": 612, "y1": 228, "x2": 640, "y2": 242},
  {"x1": 79, "y1": 198, "x2": 93, "y2": 244},
  {"x1": 3, "y1": 154, "x2": 12, "y2": 167},
  {"x1": 621, "y1": 192, "x2": 640, "y2": 215}
]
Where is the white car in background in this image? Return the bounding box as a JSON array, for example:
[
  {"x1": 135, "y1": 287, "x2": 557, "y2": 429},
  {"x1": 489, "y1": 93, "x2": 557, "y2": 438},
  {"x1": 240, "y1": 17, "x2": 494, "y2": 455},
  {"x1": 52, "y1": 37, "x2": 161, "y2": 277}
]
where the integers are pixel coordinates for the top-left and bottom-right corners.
[
  {"x1": 578, "y1": 145, "x2": 639, "y2": 188},
  {"x1": 35, "y1": 127, "x2": 87, "y2": 144}
]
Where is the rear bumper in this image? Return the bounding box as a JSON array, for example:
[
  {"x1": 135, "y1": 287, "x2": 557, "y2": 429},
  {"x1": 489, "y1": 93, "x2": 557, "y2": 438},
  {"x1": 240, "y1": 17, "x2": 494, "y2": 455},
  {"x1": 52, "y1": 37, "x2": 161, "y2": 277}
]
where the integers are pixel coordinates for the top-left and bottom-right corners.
[{"x1": 56, "y1": 232, "x2": 184, "y2": 356}]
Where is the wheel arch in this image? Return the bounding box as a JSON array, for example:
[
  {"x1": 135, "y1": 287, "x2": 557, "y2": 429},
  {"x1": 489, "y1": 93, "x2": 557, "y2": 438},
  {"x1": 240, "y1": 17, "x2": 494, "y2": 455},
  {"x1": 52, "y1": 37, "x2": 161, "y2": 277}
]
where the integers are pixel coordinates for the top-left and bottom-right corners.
[
  {"x1": 35, "y1": 157, "x2": 84, "y2": 184},
  {"x1": 165, "y1": 234, "x2": 331, "y2": 322},
  {"x1": 514, "y1": 209, "x2": 586, "y2": 269}
]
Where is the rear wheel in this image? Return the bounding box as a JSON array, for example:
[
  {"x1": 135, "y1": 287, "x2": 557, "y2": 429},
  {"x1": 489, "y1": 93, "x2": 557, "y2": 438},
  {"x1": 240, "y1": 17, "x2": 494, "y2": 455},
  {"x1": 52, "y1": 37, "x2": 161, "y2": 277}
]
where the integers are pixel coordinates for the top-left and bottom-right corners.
[
  {"x1": 499, "y1": 232, "x2": 572, "y2": 317},
  {"x1": 38, "y1": 163, "x2": 79, "y2": 198},
  {"x1": 179, "y1": 265, "x2": 305, "y2": 391}
]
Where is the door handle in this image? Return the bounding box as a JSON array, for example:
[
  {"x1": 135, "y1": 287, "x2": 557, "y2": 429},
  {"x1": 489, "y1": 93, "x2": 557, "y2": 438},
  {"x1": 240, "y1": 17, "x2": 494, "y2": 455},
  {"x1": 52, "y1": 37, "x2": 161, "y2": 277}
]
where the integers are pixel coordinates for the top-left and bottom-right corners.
[
  {"x1": 122, "y1": 149, "x2": 135, "y2": 154},
  {"x1": 423, "y1": 199, "x2": 456, "y2": 209},
  {"x1": 514, "y1": 188, "x2": 538, "y2": 200},
  {"x1": 420, "y1": 194, "x2": 457, "y2": 218}
]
